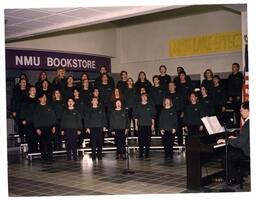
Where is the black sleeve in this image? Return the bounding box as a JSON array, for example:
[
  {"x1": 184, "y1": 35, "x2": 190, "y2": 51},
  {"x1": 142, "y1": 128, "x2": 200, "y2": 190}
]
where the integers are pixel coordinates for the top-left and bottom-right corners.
[
  {"x1": 109, "y1": 112, "x2": 114, "y2": 132},
  {"x1": 10, "y1": 90, "x2": 19, "y2": 113},
  {"x1": 19, "y1": 102, "x2": 27, "y2": 120},
  {"x1": 172, "y1": 110, "x2": 178, "y2": 129},
  {"x1": 133, "y1": 105, "x2": 139, "y2": 119},
  {"x1": 183, "y1": 106, "x2": 189, "y2": 125},
  {"x1": 125, "y1": 112, "x2": 130, "y2": 129},
  {"x1": 33, "y1": 106, "x2": 40, "y2": 128},
  {"x1": 50, "y1": 106, "x2": 57, "y2": 127},
  {"x1": 151, "y1": 104, "x2": 156, "y2": 119},
  {"x1": 76, "y1": 112, "x2": 83, "y2": 130},
  {"x1": 109, "y1": 76, "x2": 115, "y2": 88},
  {"x1": 158, "y1": 110, "x2": 164, "y2": 129},
  {"x1": 84, "y1": 110, "x2": 90, "y2": 128},
  {"x1": 101, "y1": 107, "x2": 107, "y2": 128}
]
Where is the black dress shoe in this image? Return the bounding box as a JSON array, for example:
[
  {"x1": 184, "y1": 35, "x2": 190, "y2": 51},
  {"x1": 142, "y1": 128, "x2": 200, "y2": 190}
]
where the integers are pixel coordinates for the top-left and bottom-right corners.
[{"x1": 227, "y1": 178, "x2": 238, "y2": 186}]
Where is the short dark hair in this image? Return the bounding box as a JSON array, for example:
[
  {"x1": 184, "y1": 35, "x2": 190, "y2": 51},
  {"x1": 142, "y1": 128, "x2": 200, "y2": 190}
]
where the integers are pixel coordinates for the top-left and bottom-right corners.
[
  {"x1": 241, "y1": 101, "x2": 249, "y2": 111},
  {"x1": 72, "y1": 87, "x2": 80, "y2": 93},
  {"x1": 67, "y1": 97, "x2": 75, "y2": 103},
  {"x1": 114, "y1": 98, "x2": 122, "y2": 106},
  {"x1": 177, "y1": 66, "x2": 185, "y2": 71},
  {"x1": 140, "y1": 92, "x2": 148, "y2": 98},
  {"x1": 38, "y1": 93, "x2": 46, "y2": 99},
  {"x1": 29, "y1": 85, "x2": 36, "y2": 90},
  {"x1": 178, "y1": 71, "x2": 186, "y2": 76},
  {"x1": 159, "y1": 65, "x2": 167, "y2": 70},
  {"x1": 120, "y1": 70, "x2": 127, "y2": 75},
  {"x1": 93, "y1": 87, "x2": 99, "y2": 91},
  {"x1": 232, "y1": 62, "x2": 240, "y2": 70},
  {"x1": 152, "y1": 75, "x2": 159, "y2": 81},
  {"x1": 99, "y1": 65, "x2": 107, "y2": 71},
  {"x1": 213, "y1": 75, "x2": 221, "y2": 80},
  {"x1": 67, "y1": 75, "x2": 74, "y2": 80},
  {"x1": 19, "y1": 78, "x2": 27, "y2": 84},
  {"x1": 169, "y1": 81, "x2": 176, "y2": 85}
]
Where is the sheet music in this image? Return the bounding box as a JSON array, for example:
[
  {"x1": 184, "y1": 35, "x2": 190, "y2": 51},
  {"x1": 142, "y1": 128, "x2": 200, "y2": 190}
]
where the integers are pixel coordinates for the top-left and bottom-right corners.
[{"x1": 201, "y1": 116, "x2": 225, "y2": 135}]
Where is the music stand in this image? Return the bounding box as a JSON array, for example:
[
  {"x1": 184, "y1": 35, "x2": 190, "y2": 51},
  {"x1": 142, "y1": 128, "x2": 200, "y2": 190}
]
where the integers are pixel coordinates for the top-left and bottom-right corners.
[{"x1": 122, "y1": 135, "x2": 135, "y2": 174}]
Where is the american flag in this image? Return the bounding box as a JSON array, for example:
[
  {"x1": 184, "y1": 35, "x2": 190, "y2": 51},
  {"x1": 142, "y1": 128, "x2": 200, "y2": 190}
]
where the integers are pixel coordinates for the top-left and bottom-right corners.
[{"x1": 243, "y1": 43, "x2": 249, "y2": 101}]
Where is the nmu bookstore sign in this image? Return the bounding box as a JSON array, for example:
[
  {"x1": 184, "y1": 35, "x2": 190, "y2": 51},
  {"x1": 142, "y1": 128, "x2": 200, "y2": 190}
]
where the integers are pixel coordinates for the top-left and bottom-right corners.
[{"x1": 6, "y1": 48, "x2": 111, "y2": 72}]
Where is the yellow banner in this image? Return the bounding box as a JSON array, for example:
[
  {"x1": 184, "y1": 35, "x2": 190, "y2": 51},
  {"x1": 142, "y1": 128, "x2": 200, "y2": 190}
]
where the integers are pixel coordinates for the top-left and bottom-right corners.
[{"x1": 169, "y1": 31, "x2": 242, "y2": 57}]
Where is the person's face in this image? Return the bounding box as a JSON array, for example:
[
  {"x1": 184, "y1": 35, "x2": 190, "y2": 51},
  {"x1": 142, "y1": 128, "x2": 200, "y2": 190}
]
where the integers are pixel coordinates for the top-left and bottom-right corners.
[
  {"x1": 115, "y1": 100, "x2": 122, "y2": 109},
  {"x1": 29, "y1": 87, "x2": 36, "y2": 96},
  {"x1": 205, "y1": 70, "x2": 212, "y2": 78},
  {"x1": 139, "y1": 73, "x2": 146, "y2": 80},
  {"x1": 121, "y1": 72, "x2": 127, "y2": 80},
  {"x1": 39, "y1": 95, "x2": 47, "y2": 104},
  {"x1": 67, "y1": 99, "x2": 75, "y2": 108},
  {"x1": 42, "y1": 81, "x2": 48, "y2": 89},
  {"x1": 91, "y1": 98, "x2": 98, "y2": 106},
  {"x1": 153, "y1": 77, "x2": 159, "y2": 85},
  {"x1": 73, "y1": 90, "x2": 79, "y2": 98},
  {"x1": 55, "y1": 90, "x2": 61, "y2": 99},
  {"x1": 82, "y1": 79, "x2": 89, "y2": 87},
  {"x1": 213, "y1": 77, "x2": 219, "y2": 85},
  {"x1": 141, "y1": 94, "x2": 147, "y2": 102},
  {"x1": 159, "y1": 67, "x2": 166, "y2": 74},
  {"x1": 102, "y1": 75, "x2": 108, "y2": 82},
  {"x1": 114, "y1": 89, "x2": 120, "y2": 97},
  {"x1": 20, "y1": 79, "x2": 27, "y2": 88},
  {"x1": 232, "y1": 64, "x2": 239, "y2": 73},
  {"x1": 179, "y1": 73, "x2": 186, "y2": 81},
  {"x1": 240, "y1": 106, "x2": 249, "y2": 119},
  {"x1": 93, "y1": 89, "x2": 99, "y2": 97},
  {"x1": 82, "y1": 74, "x2": 88, "y2": 80},
  {"x1": 127, "y1": 79, "x2": 133, "y2": 86},
  {"x1": 168, "y1": 83, "x2": 176, "y2": 92},
  {"x1": 59, "y1": 69, "x2": 65, "y2": 78},
  {"x1": 190, "y1": 94, "x2": 197, "y2": 103},
  {"x1": 201, "y1": 86, "x2": 207, "y2": 95},
  {"x1": 67, "y1": 77, "x2": 74, "y2": 85},
  {"x1": 164, "y1": 99, "x2": 171, "y2": 107},
  {"x1": 177, "y1": 67, "x2": 183, "y2": 74},
  {"x1": 140, "y1": 88, "x2": 146, "y2": 94},
  {"x1": 100, "y1": 67, "x2": 107, "y2": 74},
  {"x1": 40, "y1": 72, "x2": 47, "y2": 80}
]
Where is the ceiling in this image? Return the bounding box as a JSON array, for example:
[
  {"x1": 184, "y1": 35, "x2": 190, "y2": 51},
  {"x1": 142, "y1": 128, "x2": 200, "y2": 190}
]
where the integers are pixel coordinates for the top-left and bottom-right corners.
[
  {"x1": 5, "y1": 6, "x2": 184, "y2": 42},
  {"x1": 5, "y1": 4, "x2": 246, "y2": 42}
]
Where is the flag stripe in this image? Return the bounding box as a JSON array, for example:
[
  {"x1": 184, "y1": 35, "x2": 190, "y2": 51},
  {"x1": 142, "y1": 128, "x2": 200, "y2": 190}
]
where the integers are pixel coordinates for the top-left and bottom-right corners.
[{"x1": 243, "y1": 43, "x2": 249, "y2": 101}]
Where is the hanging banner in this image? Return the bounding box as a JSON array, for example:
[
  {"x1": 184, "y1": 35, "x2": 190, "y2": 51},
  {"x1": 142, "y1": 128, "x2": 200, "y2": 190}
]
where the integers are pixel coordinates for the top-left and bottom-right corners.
[
  {"x1": 6, "y1": 48, "x2": 111, "y2": 72},
  {"x1": 169, "y1": 31, "x2": 242, "y2": 57}
]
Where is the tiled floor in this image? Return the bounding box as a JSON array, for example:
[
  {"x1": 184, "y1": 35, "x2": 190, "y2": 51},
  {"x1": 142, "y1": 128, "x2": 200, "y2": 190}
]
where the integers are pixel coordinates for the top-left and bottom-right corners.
[{"x1": 8, "y1": 147, "x2": 251, "y2": 197}]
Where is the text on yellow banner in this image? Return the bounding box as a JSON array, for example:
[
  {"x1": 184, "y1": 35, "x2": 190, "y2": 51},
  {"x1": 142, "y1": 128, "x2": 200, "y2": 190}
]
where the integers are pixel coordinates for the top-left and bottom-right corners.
[{"x1": 169, "y1": 31, "x2": 242, "y2": 57}]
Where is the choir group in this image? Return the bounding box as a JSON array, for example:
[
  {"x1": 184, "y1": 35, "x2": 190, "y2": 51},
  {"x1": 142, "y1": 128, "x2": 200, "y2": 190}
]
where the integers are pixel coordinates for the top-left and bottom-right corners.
[{"x1": 10, "y1": 63, "x2": 244, "y2": 161}]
